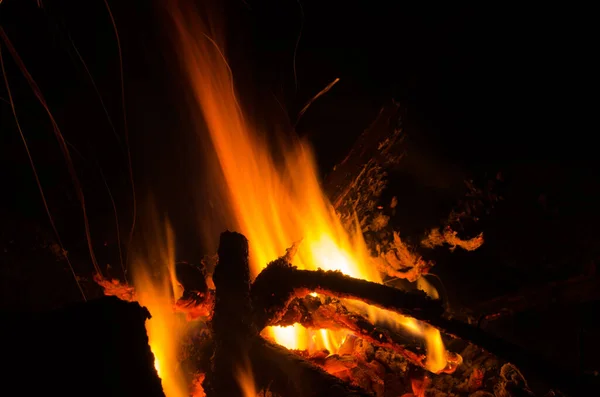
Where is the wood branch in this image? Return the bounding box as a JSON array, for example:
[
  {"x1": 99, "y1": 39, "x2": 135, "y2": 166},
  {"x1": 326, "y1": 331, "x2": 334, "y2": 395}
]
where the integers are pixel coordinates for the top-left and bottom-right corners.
[
  {"x1": 204, "y1": 231, "x2": 255, "y2": 397},
  {"x1": 273, "y1": 296, "x2": 427, "y2": 368},
  {"x1": 248, "y1": 337, "x2": 373, "y2": 397},
  {"x1": 251, "y1": 259, "x2": 443, "y2": 330},
  {"x1": 251, "y1": 259, "x2": 597, "y2": 395},
  {"x1": 174, "y1": 262, "x2": 215, "y2": 321}
]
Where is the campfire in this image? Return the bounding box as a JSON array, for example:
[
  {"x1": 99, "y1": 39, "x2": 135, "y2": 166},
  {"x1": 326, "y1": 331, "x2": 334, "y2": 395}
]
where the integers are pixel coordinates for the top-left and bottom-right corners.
[{"x1": 93, "y1": 3, "x2": 565, "y2": 397}]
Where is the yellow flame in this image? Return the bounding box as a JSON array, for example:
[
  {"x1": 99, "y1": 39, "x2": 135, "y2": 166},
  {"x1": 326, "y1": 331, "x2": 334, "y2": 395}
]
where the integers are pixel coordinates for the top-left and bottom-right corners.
[
  {"x1": 132, "y1": 214, "x2": 189, "y2": 397},
  {"x1": 169, "y1": 1, "x2": 446, "y2": 373}
]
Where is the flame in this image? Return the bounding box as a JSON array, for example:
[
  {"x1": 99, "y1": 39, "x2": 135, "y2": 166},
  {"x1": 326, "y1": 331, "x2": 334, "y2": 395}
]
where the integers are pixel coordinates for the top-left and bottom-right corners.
[
  {"x1": 236, "y1": 358, "x2": 258, "y2": 397},
  {"x1": 131, "y1": 213, "x2": 189, "y2": 397},
  {"x1": 168, "y1": 1, "x2": 447, "y2": 373}
]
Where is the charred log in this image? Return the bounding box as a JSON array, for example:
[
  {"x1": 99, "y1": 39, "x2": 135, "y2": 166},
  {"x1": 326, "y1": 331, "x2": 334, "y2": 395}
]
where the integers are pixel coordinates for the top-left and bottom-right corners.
[
  {"x1": 176, "y1": 261, "x2": 209, "y2": 294},
  {"x1": 174, "y1": 261, "x2": 215, "y2": 321},
  {"x1": 0, "y1": 297, "x2": 165, "y2": 397},
  {"x1": 274, "y1": 296, "x2": 427, "y2": 368},
  {"x1": 251, "y1": 258, "x2": 443, "y2": 330},
  {"x1": 323, "y1": 101, "x2": 405, "y2": 228},
  {"x1": 203, "y1": 231, "x2": 256, "y2": 397},
  {"x1": 251, "y1": 258, "x2": 597, "y2": 395},
  {"x1": 423, "y1": 316, "x2": 597, "y2": 396},
  {"x1": 249, "y1": 337, "x2": 373, "y2": 397}
]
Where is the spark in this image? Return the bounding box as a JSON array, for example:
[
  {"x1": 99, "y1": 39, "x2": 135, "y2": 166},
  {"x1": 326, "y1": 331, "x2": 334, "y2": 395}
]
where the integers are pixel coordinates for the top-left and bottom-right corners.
[
  {"x1": 295, "y1": 77, "x2": 340, "y2": 127},
  {"x1": 0, "y1": 26, "x2": 103, "y2": 278},
  {"x1": 102, "y1": 0, "x2": 137, "y2": 277},
  {"x1": 0, "y1": 39, "x2": 86, "y2": 301},
  {"x1": 64, "y1": 29, "x2": 127, "y2": 281}
]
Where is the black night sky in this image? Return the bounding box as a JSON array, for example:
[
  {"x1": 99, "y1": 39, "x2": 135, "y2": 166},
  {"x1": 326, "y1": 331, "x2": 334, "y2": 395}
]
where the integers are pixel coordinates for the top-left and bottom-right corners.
[{"x1": 0, "y1": 0, "x2": 596, "y2": 392}]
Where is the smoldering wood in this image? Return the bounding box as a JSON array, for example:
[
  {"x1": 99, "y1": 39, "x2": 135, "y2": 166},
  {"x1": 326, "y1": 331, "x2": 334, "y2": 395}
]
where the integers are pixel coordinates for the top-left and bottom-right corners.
[
  {"x1": 422, "y1": 316, "x2": 597, "y2": 396},
  {"x1": 175, "y1": 261, "x2": 209, "y2": 294},
  {"x1": 203, "y1": 231, "x2": 256, "y2": 397},
  {"x1": 204, "y1": 231, "x2": 374, "y2": 396},
  {"x1": 250, "y1": 257, "x2": 597, "y2": 395},
  {"x1": 273, "y1": 296, "x2": 428, "y2": 368},
  {"x1": 174, "y1": 262, "x2": 215, "y2": 320},
  {"x1": 323, "y1": 101, "x2": 405, "y2": 226},
  {"x1": 248, "y1": 337, "x2": 374, "y2": 397},
  {"x1": 251, "y1": 258, "x2": 444, "y2": 331},
  {"x1": 319, "y1": 102, "x2": 434, "y2": 284}
]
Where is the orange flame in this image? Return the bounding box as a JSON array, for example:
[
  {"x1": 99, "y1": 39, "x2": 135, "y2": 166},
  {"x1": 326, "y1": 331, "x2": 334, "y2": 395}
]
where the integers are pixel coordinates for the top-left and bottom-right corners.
[
  {"x1": 131, "y1": 212, "x2": 189, "y2": 397},
  {"x1": 168, "y1": 1, "x2": 447, "y2": 374},
  {"x1": 236, "y1": 358, "x2": 258, "y2": 397}
]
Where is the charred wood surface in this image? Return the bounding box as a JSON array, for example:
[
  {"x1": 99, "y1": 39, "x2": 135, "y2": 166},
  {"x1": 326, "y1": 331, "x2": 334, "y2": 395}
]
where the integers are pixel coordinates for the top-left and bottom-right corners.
[
  {"x1": 274, "y1": 296, "x2": 427, "y2": 368},
  {"x1": 424, "y1": 316, "x2": 597, "y2": 396},
  {"x1": 0, "y1": 297, "x2": 165, "y2": 397},
  {"x1": 323, "y1": 101, "x2": 404, "y2": 226},
  {"x1": 249, "y1": 338, "x2": 373, "y2": 397},
  {"x1": 251, "y1": 258, "x2": 597, "y2": 395},
  {"x1": 251, "y1": 259, "x2": 443, "y2": 330},
  {"x1": 204, "y1": 231, "x2": 255, "y2": 397}
]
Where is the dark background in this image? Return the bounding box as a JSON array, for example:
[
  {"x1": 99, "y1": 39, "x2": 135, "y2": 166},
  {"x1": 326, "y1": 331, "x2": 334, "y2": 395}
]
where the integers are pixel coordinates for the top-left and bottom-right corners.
[{"x1": 0, "y1": 0, "x2": 596, "y2": 388}]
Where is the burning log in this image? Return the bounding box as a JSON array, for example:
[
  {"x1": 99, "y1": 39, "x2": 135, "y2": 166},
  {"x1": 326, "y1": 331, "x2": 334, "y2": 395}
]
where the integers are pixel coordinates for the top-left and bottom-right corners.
[
  {"x1": 201, "y1": 231, "x2": 377, "y2": 396},
  {"x1": 273, "y1": 296, "x2": 427, "y2": 368},
  {"x1": 250, "y1": 256, "x2": 597, "y2": 395},
  {"x1": 203, "y1": 231, "x2": 256, "y2": 397},
  {"x1": 249, "y1": 337, "x2": 372, "y2": 397},
  {"x1": 174, "y1": 261, "x2": 215, "y2": 320},
  {"x1": 420, "y1": 316, "x2": 596, "y2": 396},
  {"x1": 93, "y1": 229, "x2": 593, "y2": 395},
  {"x1": 251, "y1": 258, "x2": 444, "y2": 330}
]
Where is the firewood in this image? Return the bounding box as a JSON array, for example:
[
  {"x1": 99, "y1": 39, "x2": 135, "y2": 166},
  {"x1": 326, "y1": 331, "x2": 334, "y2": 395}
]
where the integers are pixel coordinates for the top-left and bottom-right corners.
[
  {"x1": 173, "y1": 262, "x2": 215, "y2": 320},
  {"x1": 248, "y1": 338, "x2": 373, "y2": 397},
  {"x1": 421, "y1": 316, "x2": 595, "y2": 397},
  {"x1": 273, "y1": 296, "x2": 428, "y2": 368},
  {"x1": 323, "y1": 101, "x2": 405, "y2": 229},
  {"x1": 203, "y1": 231, "x2": 256, "y2": 397},
  {"x1": 251, "y1": 258, "x2": 444, "y2": 331},
  {"x1": 204, "y1": 231, "x2": 374, "y2": 396},
  {"x1": 1, "y1": 297, "x2": 165, "y2": 397},
  {"x1": 251, "y1": 257, "x2": 597, "y2": 395}
]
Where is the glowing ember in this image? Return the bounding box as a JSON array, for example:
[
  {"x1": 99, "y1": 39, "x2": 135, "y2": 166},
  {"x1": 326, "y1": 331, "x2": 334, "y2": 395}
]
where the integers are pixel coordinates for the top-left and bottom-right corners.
[{"x1": 168, "y1": 1, "x2": 448, "y2": 373}]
